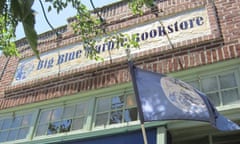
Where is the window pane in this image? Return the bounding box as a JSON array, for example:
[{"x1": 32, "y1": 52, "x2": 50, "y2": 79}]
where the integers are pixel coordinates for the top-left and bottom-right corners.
[
  {"x1": 35, "y1": 100, "x2": 89, "y2": 137},
  {"x1": 75, "y1": 102, "x2": 88, "y2": 116},
  {"x1": 124, "y1": 108, "x2": 138, "y2": 122},
  {"x1": 63, "y1": 105, "x2": 75, "y2": 118},
  {"x1": 11, "y1": 116, "x2": 23, "y2": 128},
  {"x1": 39, "y1": 110, "x2": 52, "y2": 124},
  {"x1": 2, "y1": 118, "x2": 12, "y2": 130},
  {"x1": 0, "y1": 131, "x2": 8, "y2": 142},
  {"x1": 95, "y1": 113, "x2": 108, "y2": 127},
  {"x1": 188, "y1": 80, "x2": 200, "y2": 90},
  {"x1": 17, "y1": 128, "x2": 28, "y2": 139},
  {"x1": 72, "y1": 118, "x2": 84, "y2": 130},
  {"x1": 60, "y1": 120, "x2": 72, "y2": 133},
  {"x1": 111, "y1": 96, "x2": 124, "y2": 109},
  {"x1": 7, "y1": 130, "x2": 18, "y2": 141},
  {"x1": 126, "y1": 94, "x2": 136, "y2": 108},
  {"x1": 110, "y1": 110, "x2": 122, "y2": 124},
  {"x1": 22, "y1": 114, "x2": 32, "y2": 126},
  {"x1": 202, "y1": 77, "x2": 218, "y2": 92},
  {"x1": 51, "y1": 108, "x2": 63, "y2": 121},
  {"x1": 219, "y1": 73, "x2": 237, "y2": 89},
  {"x1": 222, "y1": 89, "x2": 239, "y2": 105},
  {"x1": 35, "y1": 124, "x2": 48, "y2": 136},
  {"x1": 47, "y1": 119, "x2": 72, "y2": 135},
  {"x1": 47, "y1": 121, "x2": 61, "y2": 135},
  {"x1": 97, "y1": 97, "x2": 110, "y2": 112},
  {"x1": 207, "y1": 92, "x2": 220, "y2": 106}
]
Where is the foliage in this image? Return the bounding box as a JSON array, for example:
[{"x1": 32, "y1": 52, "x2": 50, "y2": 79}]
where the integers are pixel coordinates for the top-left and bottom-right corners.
[
  {"x1": 0, "y1": 0, "x2": 18, "y2": 56},
  {"x1": 127, "y1": 0, "x2": 155, "y2": 15},
  {"x1": 0, "y1": 0, "x2": 154, "y2": 60}
]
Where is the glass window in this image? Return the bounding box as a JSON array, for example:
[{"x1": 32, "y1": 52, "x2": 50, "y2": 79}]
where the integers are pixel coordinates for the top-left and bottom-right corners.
[
  {"x1": 0, "y1": 113, "x2": 33, "y2": 143},
  {"x1": 219, "y1": 72, "x2": 237, "y2": 89},
  {"x1": 35, "y1": 101, "x2": 89, "y2": 137},
  {"x1": 94, "y1": 93, "x2": 138, "y2": 127},
  {"x1": 188, "y1": 80, "x2": 200, "y2": 90},
  {"x1": 202, "y1": 76, "x2": 218, "y2": 92},
  {"x1": 187, "y1": 70, "x2": 240, "y2": 107}
]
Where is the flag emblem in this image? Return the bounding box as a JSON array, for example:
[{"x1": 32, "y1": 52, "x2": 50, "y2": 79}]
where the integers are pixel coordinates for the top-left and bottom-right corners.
[{"x1": 161, "y1": 77, "x2": 208, "y2": 114}]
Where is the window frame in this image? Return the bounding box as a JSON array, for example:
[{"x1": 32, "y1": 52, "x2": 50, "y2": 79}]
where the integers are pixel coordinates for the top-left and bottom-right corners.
[
  {"x1": 33, "y1": 97, "x2": 93, "y2": 139},
  {"x1": 92, "y1": 89, "x2": 139, "y2": 130},
  {"x1": 170, "y1": 59, "x2": 240, "y2": 110},
  {"x1": 0, "y1": 109, "x2": 38, "y2": 144}
]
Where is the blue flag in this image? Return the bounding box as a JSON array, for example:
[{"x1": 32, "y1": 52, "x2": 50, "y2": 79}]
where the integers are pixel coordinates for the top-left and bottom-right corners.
[{"x1": 130, "y1": 64, "x2": 240, "y2": 131}]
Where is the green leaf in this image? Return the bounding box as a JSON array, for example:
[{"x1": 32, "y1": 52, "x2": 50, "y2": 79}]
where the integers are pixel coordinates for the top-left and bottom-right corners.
[
  {"x1": 22, "y1": 13, "x2": 39, "y2": 59},
  {"x1": 11, "y1": 0, "x2": 40, "y2": 59}
]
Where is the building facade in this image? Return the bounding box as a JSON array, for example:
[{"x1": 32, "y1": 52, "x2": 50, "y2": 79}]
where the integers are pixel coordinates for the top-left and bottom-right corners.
[{"x1": 0, "y1": 0, "x2": 240, "y2": 143}]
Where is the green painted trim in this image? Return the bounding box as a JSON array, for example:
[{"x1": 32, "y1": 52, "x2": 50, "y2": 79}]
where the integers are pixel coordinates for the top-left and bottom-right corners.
[
  {"x1": 157, "y1": 127, "x2": 167, "y2": 144},
  {"x1": 0, "y1": 82, "x2": 132, "y2": 114},
  {"x1": 15, "y1": 121, "x2": 166, "y2": 144},
  {"x1": 169, "y1": 58, "x2": 240, "y2": 78}
]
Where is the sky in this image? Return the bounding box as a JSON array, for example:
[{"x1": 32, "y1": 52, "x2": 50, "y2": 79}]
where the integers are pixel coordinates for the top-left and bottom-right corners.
[{"x1": 16, "y1": 0, "x2": 119, "y2": 40}]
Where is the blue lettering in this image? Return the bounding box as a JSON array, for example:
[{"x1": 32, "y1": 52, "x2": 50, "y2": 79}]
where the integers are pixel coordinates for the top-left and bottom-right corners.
[
  {"x1": 167, "y1": 25, "x2": 174, "y2": 33},
  {"x1": 158, "y1": 26, "x2": 166, "y2": 36},
  {"x1": 174, "y1": 22, "x2": 179, "y2": 32},
  {"x1": 189, "y1": 18, "x2": 194, "y2": 28},
  {"x1": 47, "y1": 58, "x2": 54, "y2": 68},
  {"x1": 196, "y1": 17, "x2": 204, "y2": 25},
  {"x1": 135, "y1": 33, "x2": 140, "y2": 42},
  {"x1": 108, "y1": 41, "x2": 114, "y2": 50},
  {"x1": 68, "y1": 52, "x2": 75, "y2": 61},
  {"x1": 76, "y1": 50, "x2": 82, "y2": 58},
  {"x1": 149, "y1": 29, "x2": 157, "y2": 38},
  {"x1": 37, "y1": 60, "x2": 44, "y2": 70},
  {"x1": 37, "y1": 58, "x2": 54, "y2": 70},
  {"x1": 102, "y1": 44, "x2": 106, "y2": 52},
  {"x1": 57, "y1": 54, "x2": 64, "y2": 65},
  {"x1": 141, "y1": 32, "x2": 148, "y2": 41},
  {"x1": 95, "y1": 45, "x2": 101, "y2": 53},
  {"x1": 180, "y1": 21, "x2": 188, "y2": 30},
  {"x1": 64, "y1": 53, "x2": 69, "y2": 62}
]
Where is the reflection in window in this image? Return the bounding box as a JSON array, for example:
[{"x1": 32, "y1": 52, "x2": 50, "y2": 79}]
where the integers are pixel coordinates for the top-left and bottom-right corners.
[
  {"x1": 35, "y1": 101, "x2": 89, "y2": 137},
  {"x1": 94, "y1": 93, "x2": 138, "y2": 127},
  {"x1": 47, "y1": 120, "x2": 72, "y2": 134},
  {"x1": 0, "y1": 113, "x2": 32, "y2": 143}
]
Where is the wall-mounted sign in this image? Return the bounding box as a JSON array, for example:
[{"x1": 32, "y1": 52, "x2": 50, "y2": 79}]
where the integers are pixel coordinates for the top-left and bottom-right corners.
[{"x1": 13, "y1": 7, "x2": 211, "y2": 84}]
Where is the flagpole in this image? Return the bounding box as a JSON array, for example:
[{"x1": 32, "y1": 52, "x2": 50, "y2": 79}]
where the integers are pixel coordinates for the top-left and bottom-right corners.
[{"x1": 126, "y1": 48, "x2": 148, "y2": 144}]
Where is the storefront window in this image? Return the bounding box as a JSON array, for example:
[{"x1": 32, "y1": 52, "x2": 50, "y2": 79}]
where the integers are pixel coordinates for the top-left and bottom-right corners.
[
  {"x1": 94, "y1": 93, "x2": 138, "y2": 127},
  {"x1": 35, "y1": 101, "x2": 89, "y2": 136},
  {"x1": 188, "y1": 70, "x2": 240, "y2": 107},
  {"x1": 0, "y1": 113, "x2": 32, "y2": 143}
]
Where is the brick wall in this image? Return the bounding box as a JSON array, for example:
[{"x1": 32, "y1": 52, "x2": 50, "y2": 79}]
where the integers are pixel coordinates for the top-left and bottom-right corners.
[{"x1": 0, "y1": 0, "x2": 240, "y2": 110}]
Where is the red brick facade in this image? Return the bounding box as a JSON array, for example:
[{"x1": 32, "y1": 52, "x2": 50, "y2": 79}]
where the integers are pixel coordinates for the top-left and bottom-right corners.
[{"x1": 0, "y1": 0, "x2": 240, "y2": 110}]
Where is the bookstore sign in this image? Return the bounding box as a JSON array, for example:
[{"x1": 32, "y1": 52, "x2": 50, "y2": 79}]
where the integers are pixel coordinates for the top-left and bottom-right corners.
[{"x1": 13, "y1": 7, "x2": 211, "y2": 84}]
